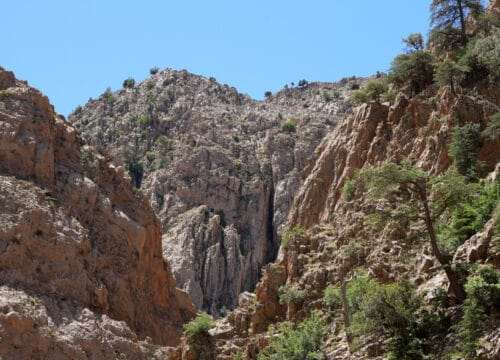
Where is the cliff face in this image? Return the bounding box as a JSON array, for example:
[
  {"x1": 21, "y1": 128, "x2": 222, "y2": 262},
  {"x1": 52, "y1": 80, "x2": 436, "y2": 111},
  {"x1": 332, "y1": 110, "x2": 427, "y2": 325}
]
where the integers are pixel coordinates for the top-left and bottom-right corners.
[
  {"x1": 69, "y1": 71, "x2": 365, "y2": 312},
  {"x1": 289, "y1": 87, "x2": 500, "y2": 228},
  {"x1": 171, "y1": 84, "x2": 499, "y2": 359},
  {"x1": 0, "y1": 67, "x2": 194, "y2": 359}
]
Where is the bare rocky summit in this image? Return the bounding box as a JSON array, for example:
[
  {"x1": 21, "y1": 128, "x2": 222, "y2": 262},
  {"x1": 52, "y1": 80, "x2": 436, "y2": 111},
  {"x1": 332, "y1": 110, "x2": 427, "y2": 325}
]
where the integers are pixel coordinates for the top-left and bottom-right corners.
[
  {"x1": 69, "y1": 70, "x2": 365, "y2": 313},
  {"x1": 0, "y1": 67, "x2": 194, "y2": 359}
]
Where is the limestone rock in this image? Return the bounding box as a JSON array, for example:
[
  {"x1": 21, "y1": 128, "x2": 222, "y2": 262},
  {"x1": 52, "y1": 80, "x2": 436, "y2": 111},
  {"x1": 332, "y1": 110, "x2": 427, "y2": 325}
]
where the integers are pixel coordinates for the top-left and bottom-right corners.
[
  {"x1": 69, "y1": 70, "x2": 365, "y2": 312},
  {"x1": 0, "y1": 68, "x2": 195, "y2": 358}
]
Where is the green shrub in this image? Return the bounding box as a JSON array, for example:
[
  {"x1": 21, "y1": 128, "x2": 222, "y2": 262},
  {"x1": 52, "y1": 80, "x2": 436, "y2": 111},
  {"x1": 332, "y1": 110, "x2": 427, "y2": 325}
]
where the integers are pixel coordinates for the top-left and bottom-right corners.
[
  {"x1": 455, "y1": 265, "x2": 500, "y2": 357},
  {"x1": 281, "y1": 226, "x2": 305, "y2": 249},
  {"x1": 323, "y1": 91, "x2": 332, "y2": 102},
  {"x1": 146, "y1": 151, "x2": 155, "y2": 162},
  {"x1": 297, "y1": 79, "x2": 309, "y2": 89},
  {"x1": 341, "y1": 179, "x2": 356, "y2": 201},
  {"x1": 123, "y1": 77, "x2": 135, "y2": 88},
  {"x1": 439, "y1": 180, "x2": 498, "y2": 251},
  {"x1": 149, "y1": 67, "x2": 159, "y2": 75},
  {"x1": 146, "y1": 90, "x2": 155, "y2": 104},
  {"x1": 434, "y1": 59, "x2": 469, "y2": 93},
  {"x1": 264, "y1": 91, "x2": 272, "y2": 98},
  {"x1": 459, "y1": 28, "x2": 500, "y2": 84},
  {"x1": 482, "y1": 112, "x2": 500, "y2": 141},
  {"x1": 350, "y1": 83, "x2": 360, "y2": 90},
  {"x1": 281, "y1": 119, "x2": 298, "y2": 133},
  {"x1": 138, "y1": 114, "x2": 152, "y2": 126},
  {"x1": 402, "y1": 33, "x2": 424, "y2": 53},
  {"x1": 323, "y1": 286, "x2": 342, "y2": 310},
  {"x1": 448, "y1": 123, "x2": 481, "y2": 180},
  {"x1": 257, "y1": 311, "x2": 325, "y2": 360},
  {"x1": 279, "y1": 284, "x2": 307, "y2": 305},
  {"x1": 183, "y1": 312, "x2": 214, "y2": 338},
  {"x1": 349, "y1": 279, "x2": 424, "y2": 359},
  {"x1": 146, "y1": 79, "x2": 155, "y2": 90},
  {"x1": 389, "y1": 51, "x2": 435, "y2": 95},
  {"x1": 166, "y1": 87, "x2": 175, "y2": 101},
  {"x1": 155, "y1": 136, "x2": 174, "y2": 152},
  {"x1": 123, "y1": 146, "x2": 144, "y2": 188},
  {"x1": 103, "y1": 88, "x2": 116, "y2": 104}
]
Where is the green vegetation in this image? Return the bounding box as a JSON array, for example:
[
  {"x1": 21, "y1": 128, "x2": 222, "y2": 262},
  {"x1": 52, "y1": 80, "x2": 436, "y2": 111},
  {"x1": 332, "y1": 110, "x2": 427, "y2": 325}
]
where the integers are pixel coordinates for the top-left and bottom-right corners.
[
  {"x1": 433, "y1": 59, "x2": 469, "y2": 94},
  {"x1": 323, "y1": 285, "x2": 342, "y2": 310},
  {"x1": 183, "y1": 312, "x2": 214, "y2": 338},
  {"x1": 166, "y1": 87, "x2": 175, "y2": 101},
  {"x1": 123, "y1": 77, "x2": 136, "y2": 88},
  {"x1": 279, "y1": 284, "x2": 308, "y2": 305},
  {"x1": 430, "y1": 0, "x2": 483, "y2": 47},
  {"x1": 281, "y1": 226, "x2": 305, "y2": 249},
  {"x1": 154, "y1": 135, "x2": 174, "y2": 152},
  {"x1": 0, "y1": 89, "x2": 12, "y2": 97},
  {"x1": 348, "y1": 277, "x2": 427, "y2": 359},
  {"x1": 448, "y1": 123, "x2": 482, "y2": 180},
  {"x1": 281, "y1": 119, "x2": 298, "y2": 133},
  {"x1": 257, "y1": 311, "x2": 325, "y2": 360},
  {"x1": 351, "y1": 78, "x2": 389, "y2": 104},
  {"x1": 482, "y1": 112, "x2": 500, "y2": 141},
  {"x1": 264, "y1": 91, "x2": 272, "y2": 98},
  {"x1": 455, "y1": 264, "x2": 500, "y2": 357},
  {"x1": 341, "y1": 178, "x2": 356, "y2": 201},
  {"x1": 358, "y1": 160, "x2": 487, "y2": 302},
  {"x1": 149, "y1": 67, "x2": 159, "y2": 75},
  {"x1": 439, "y1": 180, "x2": 499, "y2": 252},
  {"x1": 103, "y1": 87, "x2": 116, "y2": 104},
  {"x1": 146, "y1": 151, "x2": 155, "y2": 162},
  {"x1": 138, "y1": 114, "x2": 151, "y2": 126},
  {"x1": 389, "y1": 51, "x2": 435, "y2": 96},
  {"x1": 402, "y1": 33, "x2": 424, "y2": 52},
  {"x1": 123, "y1": 145, "x2": 144, "y2": 188},
  {"x1": 297, "y1": 79, "x2": 309, "y2": 89}
]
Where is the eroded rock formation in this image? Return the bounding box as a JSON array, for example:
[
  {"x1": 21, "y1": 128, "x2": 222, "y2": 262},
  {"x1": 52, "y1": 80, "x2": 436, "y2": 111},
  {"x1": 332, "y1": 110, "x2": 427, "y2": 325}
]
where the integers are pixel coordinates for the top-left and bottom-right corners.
[{"x1": 0, "y1": 67, "x2": 195, "y2": 359}]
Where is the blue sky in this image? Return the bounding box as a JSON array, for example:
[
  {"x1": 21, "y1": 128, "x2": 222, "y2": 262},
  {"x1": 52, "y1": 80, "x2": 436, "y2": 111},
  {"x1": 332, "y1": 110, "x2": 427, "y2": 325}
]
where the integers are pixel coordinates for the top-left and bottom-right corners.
[{"x1": 3, "y1": 0, "x2": 432, "y2": 116}]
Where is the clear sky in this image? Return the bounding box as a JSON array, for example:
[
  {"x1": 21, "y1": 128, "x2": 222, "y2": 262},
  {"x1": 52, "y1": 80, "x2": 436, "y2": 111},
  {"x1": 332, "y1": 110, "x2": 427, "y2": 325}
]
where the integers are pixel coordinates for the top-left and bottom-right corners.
[{"x1": 2, "y1": 0, "x2": 432, "y2": 117}]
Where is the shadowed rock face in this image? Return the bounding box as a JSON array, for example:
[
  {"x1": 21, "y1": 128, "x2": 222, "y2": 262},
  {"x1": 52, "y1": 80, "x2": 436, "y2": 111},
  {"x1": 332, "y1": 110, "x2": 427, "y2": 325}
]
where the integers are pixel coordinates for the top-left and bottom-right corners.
[
  {"x1": 69, "y1": 70, "x2": 365, "y2": 313},
  {"x1": 0, "y1": 67, "x2": 195, "y2": 358}
]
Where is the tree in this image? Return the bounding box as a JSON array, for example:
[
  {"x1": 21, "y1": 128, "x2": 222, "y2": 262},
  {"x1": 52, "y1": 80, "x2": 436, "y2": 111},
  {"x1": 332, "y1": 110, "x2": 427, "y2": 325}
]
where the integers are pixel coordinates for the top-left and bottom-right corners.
[
  {"x1": 403, "y1": 33, "x2": 424, "y2": 53},
  {"x1": 430, "y1": 0, "x2": 484, "y2": 47},
  {"x1": 389, "y1": 51, "x2": 435, "y2": 96},
  {"x1": 433, "y1": 59, "x2": 469, "y2": 94},
  {"x1": 358, "y1": 160, "x2": 482, "y2": 302},
  {"x1": 123, "y1": 145, "x2": 144, "y2": 188},
  {"x1": 123, "y1": 77, "x2": 136, "y2": 88},
  {"x1": 351, "y1": 79, "x2": 389, "y2": 104},
  {"x1": 448, "y1": 123, "x2": 481, "y2": 180}
]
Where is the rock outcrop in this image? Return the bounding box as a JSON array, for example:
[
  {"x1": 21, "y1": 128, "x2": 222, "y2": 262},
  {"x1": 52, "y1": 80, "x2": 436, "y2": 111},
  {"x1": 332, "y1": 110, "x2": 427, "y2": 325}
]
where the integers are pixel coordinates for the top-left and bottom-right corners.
[
  {"x1": 69, "y1": 70, "x2": 366, "y2": 312},
  {"x1": 0, "y1": 67, "x2": 195, "y2": 358},
  {"x1": 289, "y1": 88, "x2": 499, "y2": 228},
  {"x1": 170, "y1": 81, "x2": 499, "y2": 359}
]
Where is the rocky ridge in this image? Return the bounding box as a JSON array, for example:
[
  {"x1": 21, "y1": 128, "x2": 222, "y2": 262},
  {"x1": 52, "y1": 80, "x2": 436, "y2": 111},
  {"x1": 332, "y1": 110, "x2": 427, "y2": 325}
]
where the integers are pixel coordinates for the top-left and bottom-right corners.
[
  {"x1": 0, "y1": 67, "x2": 195, "y2": 359},
  {"x1": 171, "y1": 83, "x2": 499, "y2": 359},
  {"x1": 69, "y1": 71, "x2": 366, "y2": 313}
]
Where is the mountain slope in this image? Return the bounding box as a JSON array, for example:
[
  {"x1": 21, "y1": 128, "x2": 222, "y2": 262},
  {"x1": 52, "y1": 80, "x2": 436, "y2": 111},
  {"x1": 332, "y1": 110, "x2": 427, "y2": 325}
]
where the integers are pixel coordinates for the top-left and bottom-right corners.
[
  {"x1": 0, "y1": 67, "x2": 194, "y2": 359},
  {"x1": 69, "y1": 70, "x2": 365, "y2": 313}
]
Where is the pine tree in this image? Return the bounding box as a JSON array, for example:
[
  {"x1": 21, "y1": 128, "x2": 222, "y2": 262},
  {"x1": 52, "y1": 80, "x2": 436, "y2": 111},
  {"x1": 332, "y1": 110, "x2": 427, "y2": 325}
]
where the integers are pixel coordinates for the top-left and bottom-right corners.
[
  {"x1": 430, "y1": 0, "x2": 483, "y2": 47},
  {"x1": 358, "y1": 160, "x2": 483, "y2": 302}
]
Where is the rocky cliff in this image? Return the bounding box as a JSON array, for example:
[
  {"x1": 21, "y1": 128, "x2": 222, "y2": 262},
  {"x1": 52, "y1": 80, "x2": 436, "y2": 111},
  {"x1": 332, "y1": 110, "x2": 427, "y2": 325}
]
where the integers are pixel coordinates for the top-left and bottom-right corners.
[
  {"x1": 69, "y1": 71, "x2": 365, "y2": 313},
  {"x1": 171, "y1": 84, "x2": 499, "y2": 359},
  {"x1": 0, "y1": 67, "x2": 195, "y2": 359}
]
